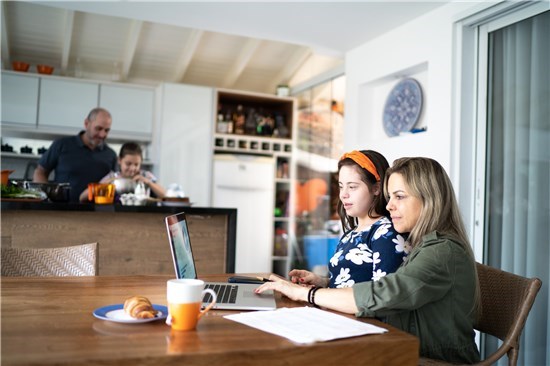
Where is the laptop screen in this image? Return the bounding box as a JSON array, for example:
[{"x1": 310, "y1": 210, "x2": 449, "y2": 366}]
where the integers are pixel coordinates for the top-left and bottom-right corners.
[{"x1": 166, "y1": 213, "x2": 197, "y2": 280}]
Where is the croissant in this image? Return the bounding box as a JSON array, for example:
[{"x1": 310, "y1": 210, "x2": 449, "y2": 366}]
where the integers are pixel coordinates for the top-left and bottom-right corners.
[{"x1": 123, "y1": 296, "x2": 158, "y2": 319}]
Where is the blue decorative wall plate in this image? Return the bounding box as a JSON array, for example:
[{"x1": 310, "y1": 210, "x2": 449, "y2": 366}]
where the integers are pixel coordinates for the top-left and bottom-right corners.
[{"x1": 383, "y1": 78, "x2": 423, "y2": 137}]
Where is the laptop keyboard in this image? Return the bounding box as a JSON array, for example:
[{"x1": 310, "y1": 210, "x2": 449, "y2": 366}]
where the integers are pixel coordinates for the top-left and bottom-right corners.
[{"x1": 203, "y1": 283, "x2": 238, "y2": 304}]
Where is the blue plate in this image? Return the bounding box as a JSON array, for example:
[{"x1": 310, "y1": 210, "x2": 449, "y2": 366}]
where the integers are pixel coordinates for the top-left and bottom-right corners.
[
  {"x1": 93, "y1": 303, "x2": 168, "y2": 323},
  {"x1": 383, "y1": 78, "x2": 423, "y2": 137}
]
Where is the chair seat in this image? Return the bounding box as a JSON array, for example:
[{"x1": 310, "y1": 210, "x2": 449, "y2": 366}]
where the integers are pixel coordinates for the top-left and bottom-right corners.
[{"x1": 1, "y1": 243, "x2": 98, "y2": 276}]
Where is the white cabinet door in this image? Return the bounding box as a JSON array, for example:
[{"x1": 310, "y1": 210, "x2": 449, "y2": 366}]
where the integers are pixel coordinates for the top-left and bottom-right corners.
[
  {"x1": 99, "y1": 84, "x2": 154, "y2": 135},
  {"x1": 157, "y1": 83, "x2": 214, "y2": 207},
  {"x1": 38, "y1": 78, "x2": 99, "y2": 129},
  {"x1": 1, "y1": 73, "x2": 39, "y2": 126}
]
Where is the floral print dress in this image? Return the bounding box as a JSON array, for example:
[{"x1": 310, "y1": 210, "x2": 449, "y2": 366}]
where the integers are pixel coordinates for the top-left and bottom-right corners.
[{"x1": 328, "y1": 216, "x2": 409, "y2": 288}]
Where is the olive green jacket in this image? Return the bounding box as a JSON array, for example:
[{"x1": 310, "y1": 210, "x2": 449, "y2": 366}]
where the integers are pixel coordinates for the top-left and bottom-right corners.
[{"x1": 353, "y1": 231, "x2": 480, "y2": 364}]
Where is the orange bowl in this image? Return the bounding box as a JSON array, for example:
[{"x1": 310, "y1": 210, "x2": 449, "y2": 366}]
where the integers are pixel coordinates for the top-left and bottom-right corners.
[
  {"x1": 12, "y1": 61, "x2": 30, "y2": 72},
  {"x1": 1, "y1": 170, "x2": 14, "y2": 186},
  {"x1": 37, "y1": 64, "x2": 54, "y2": 75}
]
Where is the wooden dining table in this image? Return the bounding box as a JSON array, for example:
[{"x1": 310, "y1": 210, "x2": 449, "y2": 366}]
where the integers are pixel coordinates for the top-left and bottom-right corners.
[{"x1": 1, "y1": 274, "x2": 419, "y2": 366}]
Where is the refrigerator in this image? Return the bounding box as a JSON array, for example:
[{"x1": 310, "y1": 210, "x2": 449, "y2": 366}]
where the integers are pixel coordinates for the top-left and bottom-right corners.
[{"x1": 212, "y1": 154, "x2": 275, "y2": 273}]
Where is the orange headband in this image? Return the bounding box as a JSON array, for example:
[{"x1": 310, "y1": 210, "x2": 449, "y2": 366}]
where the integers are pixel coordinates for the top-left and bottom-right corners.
[{"x1": 340, "y1": 150, "x2": 381, "y2": 181}]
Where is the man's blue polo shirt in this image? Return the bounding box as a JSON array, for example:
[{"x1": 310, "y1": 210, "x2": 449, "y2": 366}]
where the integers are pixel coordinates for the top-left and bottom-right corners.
[{"x1": 38, "y1": 131, "x2": 117, "y2": 202}]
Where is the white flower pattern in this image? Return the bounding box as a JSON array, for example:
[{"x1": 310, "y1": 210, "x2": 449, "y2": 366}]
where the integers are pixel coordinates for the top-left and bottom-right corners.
[
  {"x1": 328, "y1": 217, "x2": 408, "y2": 287},
  {"x1": 330, "y1": 250, "x2": 344, "y2": 267},
  {"x1": 334, "y1": 267, "x2": 351, "y2": 285},
  {"x1": 372, "y1": 269, "x2": 387, "y2": 281}
]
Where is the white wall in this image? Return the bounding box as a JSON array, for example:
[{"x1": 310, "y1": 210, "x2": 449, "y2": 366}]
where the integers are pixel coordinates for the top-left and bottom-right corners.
[{"x1": 344, "y1": 2, "x2": 479, "y2": 174}]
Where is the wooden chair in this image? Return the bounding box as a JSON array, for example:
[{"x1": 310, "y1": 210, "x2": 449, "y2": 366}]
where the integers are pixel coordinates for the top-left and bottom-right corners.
[
  {"x1": 1, "y1": 243, "x2": 98, "y2": 276},
  {"x1": 419, "y1": 262, "x2": 542, "y2": 366}
]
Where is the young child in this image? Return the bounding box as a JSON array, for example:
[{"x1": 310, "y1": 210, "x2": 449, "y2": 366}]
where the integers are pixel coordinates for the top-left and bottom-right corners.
[{"x1": 80, "y1": 142, "x2": 166, "y2": 201}]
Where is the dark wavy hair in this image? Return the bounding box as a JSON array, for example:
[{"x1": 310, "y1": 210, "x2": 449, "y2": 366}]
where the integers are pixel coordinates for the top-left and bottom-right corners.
[{"x1": 337, "y1": 150, "x2": 390, "y2": 232}]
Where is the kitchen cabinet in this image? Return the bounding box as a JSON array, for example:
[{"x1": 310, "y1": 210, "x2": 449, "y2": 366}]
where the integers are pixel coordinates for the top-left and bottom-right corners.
[
  {"x1": 157, "y1": 83, "x2": 214, "y2": 207},
  {"x1": 38, "y1": 78, "x2": 99, "y2": 129},
  {"x1": 212, "y1": 154, "x2": 274, "y2": 274},
  {"x1": 1, "y1": 73, "x2": 39, "y2": 126},
  {"x1": 213, "y1": 89, "x2": 296, "y2": 276},
  {"x1": 1, "y1": 71, "x2": 155, "y2": 142},
  {"x1": 99, "y1": 84, "x2": 154, "y2": 137}
]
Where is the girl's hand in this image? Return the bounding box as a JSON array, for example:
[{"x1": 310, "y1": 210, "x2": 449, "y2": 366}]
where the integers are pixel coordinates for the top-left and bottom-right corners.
[
  {"x1": 132, "y1": 174, "x2": 150, "y2": 186},
  {"x1": 254, "y1": 274, "x2": 310, "y2": 302}
]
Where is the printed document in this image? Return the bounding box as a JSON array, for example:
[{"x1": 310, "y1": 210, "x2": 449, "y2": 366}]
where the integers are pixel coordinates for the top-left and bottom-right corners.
[{"x1": 224, "y1": 306, "x2": 387, "y2": 344}]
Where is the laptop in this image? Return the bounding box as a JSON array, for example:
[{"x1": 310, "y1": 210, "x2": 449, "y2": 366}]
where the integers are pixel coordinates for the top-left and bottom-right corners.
[{"x1": 165, "y1": 212, "x2": 276, "y2": 311}]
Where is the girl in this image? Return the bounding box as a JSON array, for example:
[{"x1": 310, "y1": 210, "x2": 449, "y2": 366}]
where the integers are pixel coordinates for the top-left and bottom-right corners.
[
  {"x1": 290, "y1": 150, "x2": 408, "y2": 289},
  {"x1": 80, "y1": 142, "x2": 166, "y2": 201}
]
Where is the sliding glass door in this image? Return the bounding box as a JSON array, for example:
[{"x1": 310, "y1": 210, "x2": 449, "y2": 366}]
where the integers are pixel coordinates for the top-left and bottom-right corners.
[{"x1": 474, "y1": 7, "x2": 549, "y2": 365}]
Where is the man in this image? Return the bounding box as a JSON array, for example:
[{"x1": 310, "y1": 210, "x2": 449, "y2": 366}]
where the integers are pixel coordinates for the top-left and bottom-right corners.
[{"x1": 33, "y1": 107, "x2": 117, "y2": 202}]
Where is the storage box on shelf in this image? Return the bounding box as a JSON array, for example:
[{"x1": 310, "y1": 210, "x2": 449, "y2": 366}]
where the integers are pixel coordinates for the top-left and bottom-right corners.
[{"x1": 213, "y1": 89, "x2": 296, "y2": 276}]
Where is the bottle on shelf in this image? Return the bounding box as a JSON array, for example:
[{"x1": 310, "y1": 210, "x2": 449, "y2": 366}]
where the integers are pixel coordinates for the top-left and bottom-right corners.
[
  {"x1": 224, "y1": 110, "x2": 234, "y2": 134},
  {"x1": 273, "y1": 114, "x2": 289, "y2": 138},
  {"x1": 233, "y1": 105, "x2": 246, "y2": 134},
  {"x1": 245, "y1": 108, "x2": 257, "y2": 135}
]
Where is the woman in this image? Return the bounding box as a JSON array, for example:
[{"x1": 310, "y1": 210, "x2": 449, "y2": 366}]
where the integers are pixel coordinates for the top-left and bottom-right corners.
[
  {"x1": 256, "y1": 157, "x2": 481, "y2": 364},
  {"x1": 291, "y1": 150, "x2": 408, "y2": 289},
  {"x1": 79, "y1": 142, "x2": 166, "y2": 201}
]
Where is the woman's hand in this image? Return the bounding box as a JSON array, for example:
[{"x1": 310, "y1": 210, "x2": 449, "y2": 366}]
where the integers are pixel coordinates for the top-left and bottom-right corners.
[
  {"x1": 289, "y1": 269, "x2": 328, "y2": 288},
  {"x1": 255, "y1": 274, "x2": 311, "y2": 302}
]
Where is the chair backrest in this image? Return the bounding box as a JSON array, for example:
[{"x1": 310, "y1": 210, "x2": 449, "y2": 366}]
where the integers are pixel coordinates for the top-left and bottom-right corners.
[
  {"x1": 1, "y1": 243, "x2": 98, "y2": 276},
  {"x1": 474, "y1": 262, "x2": 542, "y2": 366}
]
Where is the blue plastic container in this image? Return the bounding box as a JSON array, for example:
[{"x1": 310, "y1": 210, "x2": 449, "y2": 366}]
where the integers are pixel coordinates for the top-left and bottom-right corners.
[{"x1": 303, "y1": 234, "x2": 339, "y2": 273}]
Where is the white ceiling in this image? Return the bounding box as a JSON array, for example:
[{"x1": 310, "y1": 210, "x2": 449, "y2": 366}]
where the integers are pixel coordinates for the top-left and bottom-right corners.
[{"x1": 2, "y1": 1, "x2": 448, "y2": 94}]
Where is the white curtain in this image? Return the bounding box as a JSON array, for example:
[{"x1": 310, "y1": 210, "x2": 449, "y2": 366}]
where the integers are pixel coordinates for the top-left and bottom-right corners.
[{"x1": 485, "y1": 10, "x2": 549, "y2": 366}]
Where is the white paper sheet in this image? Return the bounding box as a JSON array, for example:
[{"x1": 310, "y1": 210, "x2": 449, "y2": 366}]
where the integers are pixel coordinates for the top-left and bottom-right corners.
[{"x1": 224, "y1": 306, "x2": 387, "y2": 344}]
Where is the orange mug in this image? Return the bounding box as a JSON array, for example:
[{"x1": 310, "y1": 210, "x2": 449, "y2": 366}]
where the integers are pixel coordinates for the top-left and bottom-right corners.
[
  {"x1": 93, "y1": 183, "x2": 115, "y2": 204},
  {"x1": 166, "y1": 279, "x2": 217, "y2": 331},
  {"x1": 87, "y1": 183, "x2": 97, "y2": 202}
]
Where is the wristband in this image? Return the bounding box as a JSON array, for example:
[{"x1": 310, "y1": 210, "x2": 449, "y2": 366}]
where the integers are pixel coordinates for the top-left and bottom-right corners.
[{"x1": 308, "y1": 286, "x2": 320, "y2": 306}]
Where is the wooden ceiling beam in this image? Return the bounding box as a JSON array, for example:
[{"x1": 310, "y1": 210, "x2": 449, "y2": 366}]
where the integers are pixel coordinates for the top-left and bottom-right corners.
[
  {"x1": 265, "y1": 46, "x2": 312, "y2": 95},
  {"x1": 120, "y1": 20, "x2": 143, "y2": 81},
  {"x1": 222, "y1": 38, "x2": 262, "y2": 89},
  {"x1": 60, "y1": 10, "x2": 75, "y2": 75},
  {"x1": 174, "y1": 29, "x2": 203, "y2": 83}
]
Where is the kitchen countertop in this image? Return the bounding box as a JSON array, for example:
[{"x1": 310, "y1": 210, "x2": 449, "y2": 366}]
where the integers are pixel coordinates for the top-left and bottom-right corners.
[{"x1": 0, "y1": 200, "x2": 236, "y2": 215}]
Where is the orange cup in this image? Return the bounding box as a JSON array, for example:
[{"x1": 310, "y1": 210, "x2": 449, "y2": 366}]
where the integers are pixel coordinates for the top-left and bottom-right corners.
[
  {"x1": 166, "y1": 279, "x2": 217, "y2": 331},
  {"x1": 93, "y1": 183, "x2": 115, "y2": 204},
  {"x1": 87, "y1": 183, "x2": 97, "y2": 202}
]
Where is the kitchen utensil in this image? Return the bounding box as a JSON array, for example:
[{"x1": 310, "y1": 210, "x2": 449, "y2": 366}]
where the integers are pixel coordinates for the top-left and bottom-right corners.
[
  {"x1": 20, "y1": 145, "x2": 33, "y2": 154},
  {"x1": 1, "y1": 144, "x2": 14, "y2": 152},
  {"x1": 19, "y1": 182, "x2": 71, "y2": 202},
  {"x1": 36, "y1": 64, "x2": 54, "y2": 75},
  {"x1": 93, "y1": 183, "x2": 115, "y2": 204},
  {"x1": 1, "y1": 170, "x2": 15, "y2": 186},
  {"x1": 112, "y1": 177, "x2": 136, "y2": 194},
  {"x1": 12, "y1": 61, "x2": 30, "y2": 72}
]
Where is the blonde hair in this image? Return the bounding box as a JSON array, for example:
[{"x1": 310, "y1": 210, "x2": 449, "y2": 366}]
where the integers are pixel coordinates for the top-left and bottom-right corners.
[{"x1": 385, "y1": 157, "x2": 480, "y2": 315}]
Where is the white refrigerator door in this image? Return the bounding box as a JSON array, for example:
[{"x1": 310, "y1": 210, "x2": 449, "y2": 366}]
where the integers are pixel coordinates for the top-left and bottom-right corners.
[{"x1": 213, "y1": 154, "x2": 274, "y2": 273}]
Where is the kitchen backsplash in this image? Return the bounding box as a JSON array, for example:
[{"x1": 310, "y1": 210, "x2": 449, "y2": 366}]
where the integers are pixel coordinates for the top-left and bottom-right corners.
[{"x1": 1, "y1": 137, "x2": 126, "y2": 180}]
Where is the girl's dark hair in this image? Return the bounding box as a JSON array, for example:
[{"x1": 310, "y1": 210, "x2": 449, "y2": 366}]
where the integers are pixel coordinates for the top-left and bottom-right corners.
[
  {"x1": 119, "y1": 142, "x2": 143, "y2": 159},
  {"x1": 337, "y1": 150, "x2": 390, "y2": 232}
]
